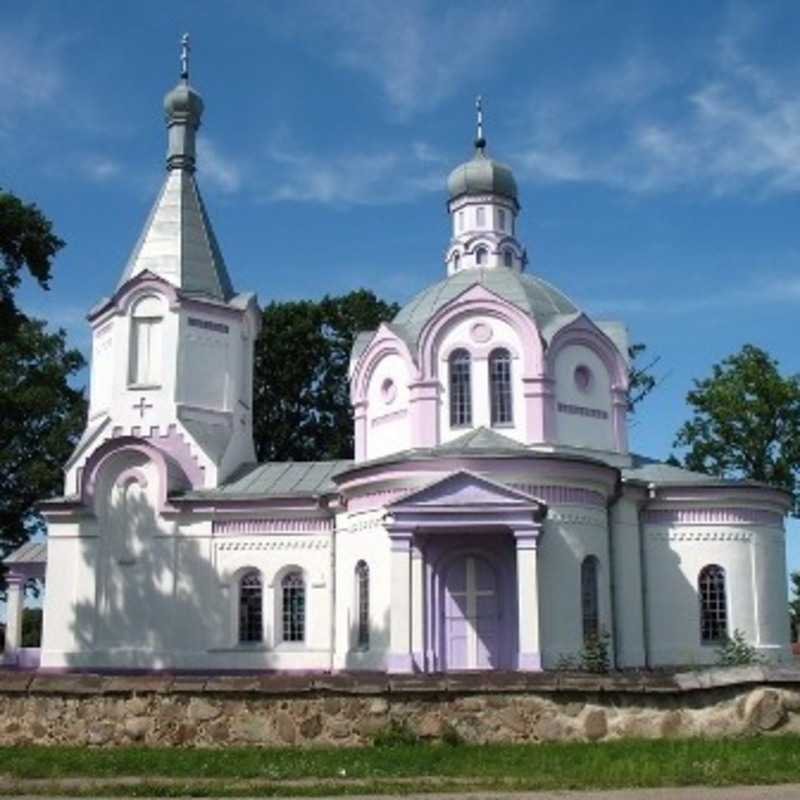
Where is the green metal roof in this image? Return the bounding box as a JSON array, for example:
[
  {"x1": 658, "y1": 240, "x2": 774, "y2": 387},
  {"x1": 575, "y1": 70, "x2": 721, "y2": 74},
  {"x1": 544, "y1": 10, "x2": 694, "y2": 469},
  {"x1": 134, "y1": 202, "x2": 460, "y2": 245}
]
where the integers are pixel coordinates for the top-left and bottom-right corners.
[
  {"x1": 388, "y1": 268, "x2": 579, "y2": 352},
  {"x1": 179, "y1": 460, "x2": 352, "y2": 500},
  {"x1": 447, "y1": 149, "x2": 518, "y2": 201}
]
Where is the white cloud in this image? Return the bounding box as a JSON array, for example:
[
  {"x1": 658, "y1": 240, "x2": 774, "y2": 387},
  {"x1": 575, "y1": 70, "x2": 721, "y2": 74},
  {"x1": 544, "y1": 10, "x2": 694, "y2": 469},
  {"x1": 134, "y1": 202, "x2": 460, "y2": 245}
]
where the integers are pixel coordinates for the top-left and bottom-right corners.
[
  {"x1": 585, "y1": 274, "x2": 800, "y2": 317},
  {"x1": 281, "y1": 0, "x2": 542, "y2": 118},
  {"x1": 197, "y1": 138, "x2": 242, "y2": 194},
  {"x1": 79, "y1": 155, "x2": 121, "y2": 182},
  {"x1": 265, "y1": 133, "x2": 444, "y2": 206},
  {"x1": 516, "y1": 13, "x2": 800, "y2": 197},
  {"x1": 0, "y1": 27, "x2": 63, "y2": 129}
]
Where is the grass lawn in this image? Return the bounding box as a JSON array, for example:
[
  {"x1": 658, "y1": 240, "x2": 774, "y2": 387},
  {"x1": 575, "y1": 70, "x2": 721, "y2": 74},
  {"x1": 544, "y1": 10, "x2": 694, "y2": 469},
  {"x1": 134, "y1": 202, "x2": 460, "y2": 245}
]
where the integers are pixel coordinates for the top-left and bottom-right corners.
[{"x1": 3, "y1": 736, "x2": 800, "y2": 796}]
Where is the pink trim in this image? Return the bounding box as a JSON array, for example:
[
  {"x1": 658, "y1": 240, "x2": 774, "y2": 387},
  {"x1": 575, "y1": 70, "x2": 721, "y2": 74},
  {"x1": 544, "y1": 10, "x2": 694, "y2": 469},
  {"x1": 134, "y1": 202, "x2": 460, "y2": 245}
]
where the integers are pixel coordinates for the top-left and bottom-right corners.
[
  {"x1": 648, "y1": 485, "x2": 791, "y2": 509},
  {"x1": 557, "y1": 402, "x2": 609, "y2": 420},
  {"x1": 144, "y1": 425, "x2": 206, "y2": 488},
  {"x1": 644, "y1": 508, "x2": 784, "y2": 526},
  {"x1": 371, "y1": 409, "x2": 408, "y2": 427},
  {"x1": 80, "y1": 437, "x2": 189, "y2": 513},
  {"x1": 115, "y1": 467, "x2": 148, "y2": 490},
  {"x1": 347, "y1": 488, "x2": 407, "y2": 513},
  {"x1": 351, "y1": 325, "x2": 418, "y2": 403},
  {"x1": 417, "y1": 285, "x2": 544, "y2": 379},
  {"x1": 408, "y1": 380, "x2": 440, "y2": 448},
  {"x1": 212, "y1": 518, "x2": 333, "y2": 534},
  {"x1": 509, "y1": 484, "x2": 605, "y2": 508}
]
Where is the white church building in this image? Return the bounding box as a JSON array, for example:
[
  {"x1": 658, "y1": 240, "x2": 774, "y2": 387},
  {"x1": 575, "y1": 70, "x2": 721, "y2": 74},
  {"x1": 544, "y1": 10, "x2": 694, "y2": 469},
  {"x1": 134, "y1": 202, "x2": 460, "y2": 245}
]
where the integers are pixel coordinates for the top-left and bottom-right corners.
[{"x1": 3, "y1": 50, "x2": 792, "y2": 673}]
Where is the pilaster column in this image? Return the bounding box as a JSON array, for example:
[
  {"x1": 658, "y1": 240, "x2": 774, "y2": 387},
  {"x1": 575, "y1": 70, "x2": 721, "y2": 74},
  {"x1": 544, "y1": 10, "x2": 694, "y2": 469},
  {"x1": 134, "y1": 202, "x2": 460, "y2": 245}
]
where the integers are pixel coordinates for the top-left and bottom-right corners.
[
  {"x1": 514, "y1": 527, "x2": 542, "y2": 670},
  {"x1": 386, "y1": 525, "x2": 414, "y2": 672},
  {"x1": 523, "y1": 374, "x2": 556, "y2": 444},
  {"x1": 353, "y1": 401, "x2": 368, "y2": 462},
  {"x1": 408, "y1": 380, "x2": 440, "y2": 448},
  {"x1": 3, "y1": 572, "x2": 25, "y2": 666},
  {"x1": 411, "y1": 542, "x2": 425, "y2": 670},
  {"x1": 611, "y1": 386, "x2": 628, "y2": 454}
]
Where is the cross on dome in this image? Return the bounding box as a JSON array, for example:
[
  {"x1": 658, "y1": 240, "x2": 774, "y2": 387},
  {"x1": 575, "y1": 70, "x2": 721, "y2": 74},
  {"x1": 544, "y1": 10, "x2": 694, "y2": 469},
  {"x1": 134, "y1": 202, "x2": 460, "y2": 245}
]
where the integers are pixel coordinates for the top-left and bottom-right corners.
[
  {"x1": 180, "y1": 33, "x2": 190, "y2": 80},
  {"x1": 475, "y1": 95, "x2": 486, "y2": 151}
]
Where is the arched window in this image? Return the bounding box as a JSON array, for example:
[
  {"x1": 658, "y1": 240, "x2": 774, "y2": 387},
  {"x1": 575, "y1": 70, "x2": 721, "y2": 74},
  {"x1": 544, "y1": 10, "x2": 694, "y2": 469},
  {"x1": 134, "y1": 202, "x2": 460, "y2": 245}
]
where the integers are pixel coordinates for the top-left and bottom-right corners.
[
  {"x1": 475, "y1": 247, "x2": 488, "y2": 266},
  {"x1": 489, "y1": 348, "x2": 513, "y2": 425},
  {"x1": 699, "y1": 564, "x2": 727, "y2": 643},
  {"x1": 238, "y1": 571, "x2": 263, "y2": 643},
  {"x1": 476, "y1": 206, "x2": 485, "y2": 227},
  {"x1": 281, "y1": 571, "x2": 306, "y2": 642},
  {"x1": 503, "y1": 249, "x2": 513, "y2": 268},
  {"x1": 449, "y1": 349, "x2": 472, "y2": 427},
  {"x1": 497, "y1": 208, "x2": 506, "y2": 230},
  {"x1": 581, "y1": 556, "x2": 600, "y2": 642},
  {"x1": 129, "y1": 295, "x2": 163, "y2": 386},
  {"x1": 355, "y1": 560, "x2": 370, "y2": 649},
  {"x1": 453, "y1": 252, "x2": 461, "y2": 271}
]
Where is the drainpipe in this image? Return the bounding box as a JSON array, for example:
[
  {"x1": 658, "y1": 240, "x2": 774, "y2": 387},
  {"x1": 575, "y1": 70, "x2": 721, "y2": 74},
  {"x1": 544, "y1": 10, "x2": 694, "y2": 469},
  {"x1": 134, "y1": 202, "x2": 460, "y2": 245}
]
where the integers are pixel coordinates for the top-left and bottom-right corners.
[
  {"x1": 637, "y1": 485, "x2": 655, "y2": 670},
  {"x1": 606, "y1": 477, "x2": 623, "y2": 671}
]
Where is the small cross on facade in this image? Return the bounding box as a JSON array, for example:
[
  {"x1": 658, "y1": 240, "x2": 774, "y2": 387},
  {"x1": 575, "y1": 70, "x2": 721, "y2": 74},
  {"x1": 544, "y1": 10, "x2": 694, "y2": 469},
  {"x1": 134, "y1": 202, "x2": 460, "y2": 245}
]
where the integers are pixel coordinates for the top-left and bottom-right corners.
[{"x1": 132, "y1": 396, "x2": 153, "y2": 419}]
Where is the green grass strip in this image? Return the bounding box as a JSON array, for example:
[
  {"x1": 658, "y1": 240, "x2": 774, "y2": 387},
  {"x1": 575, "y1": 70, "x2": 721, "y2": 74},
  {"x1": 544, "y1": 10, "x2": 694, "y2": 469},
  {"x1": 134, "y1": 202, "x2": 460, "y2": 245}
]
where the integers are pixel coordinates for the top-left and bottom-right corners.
[{"x1": 3, "y1": 737, "x2": 800, "y2": 794}]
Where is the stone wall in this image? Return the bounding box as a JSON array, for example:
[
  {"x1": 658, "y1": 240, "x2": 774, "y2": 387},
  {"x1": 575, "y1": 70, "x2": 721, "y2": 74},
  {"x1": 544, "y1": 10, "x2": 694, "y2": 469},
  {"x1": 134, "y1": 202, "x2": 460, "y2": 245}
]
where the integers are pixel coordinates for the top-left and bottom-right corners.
[{"x1": 2, "y1": 667, "x2": 800, "y2": 747}]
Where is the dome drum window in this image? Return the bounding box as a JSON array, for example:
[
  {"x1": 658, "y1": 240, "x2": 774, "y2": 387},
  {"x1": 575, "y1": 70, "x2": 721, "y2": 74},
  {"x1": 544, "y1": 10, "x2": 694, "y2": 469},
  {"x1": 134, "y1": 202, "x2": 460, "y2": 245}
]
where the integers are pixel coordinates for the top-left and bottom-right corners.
[
  {"x1": 475, "y1": 247, "x2": 488, "y2": 266},
  {"x1": 449, "y1": 349, "x2": 472, "y2": 428},
  {"x1": 489, "y1": 348, "x2": 513, "y2": 426}
]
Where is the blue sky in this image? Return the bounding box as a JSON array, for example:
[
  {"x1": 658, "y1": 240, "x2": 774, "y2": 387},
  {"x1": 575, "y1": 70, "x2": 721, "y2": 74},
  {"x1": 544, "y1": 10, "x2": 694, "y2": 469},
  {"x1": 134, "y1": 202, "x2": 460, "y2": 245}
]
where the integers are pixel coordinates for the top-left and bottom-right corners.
[{"x1": 3, "y1": 2, "x2": 800, "y2": 570}]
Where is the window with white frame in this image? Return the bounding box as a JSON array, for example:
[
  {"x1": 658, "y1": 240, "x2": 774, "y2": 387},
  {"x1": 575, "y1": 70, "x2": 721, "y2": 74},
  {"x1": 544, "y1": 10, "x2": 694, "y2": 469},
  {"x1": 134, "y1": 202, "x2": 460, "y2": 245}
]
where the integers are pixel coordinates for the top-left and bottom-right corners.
[
  {"x1": 489, "y1": 348, "x2": 513, "y2": 425},
  {"x1": 497, "y1": 208, "x2": 506, "y2": 230},
  {"x1": 238, "y1": 571, "x2": 263, "y2": 643},
  {"x1": 476, "y1": 206, "x2": 486, "y2": 227},
  {"x1": 699, "y1": 564, "x2": 727, "y2": 643},
  {"x1": 581, "y1": 556, "x2": 600, "y2": 643},
  {"x1": 475, "y1": 246, "x2": 488, "y2": 266},
  {"x1": 129, "y1": 295, "x2": 163, "y2": 386},
  {"x1": 355, "y1": 560, "x2": 370, "y2": 649},
  {"x1": 449, "y1": 349, "x2": 472, "y2": 427},
  {"x1": 281, "y1": 571, "x2": 306, "y2": 642}
]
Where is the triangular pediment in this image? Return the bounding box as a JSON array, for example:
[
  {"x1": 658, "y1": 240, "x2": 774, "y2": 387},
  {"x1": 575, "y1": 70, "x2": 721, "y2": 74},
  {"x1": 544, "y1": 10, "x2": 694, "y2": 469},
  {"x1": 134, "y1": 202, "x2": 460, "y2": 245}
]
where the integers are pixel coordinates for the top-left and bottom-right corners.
[{"x1": 389, "y1": 470, "x2": 544, "y2": 510}]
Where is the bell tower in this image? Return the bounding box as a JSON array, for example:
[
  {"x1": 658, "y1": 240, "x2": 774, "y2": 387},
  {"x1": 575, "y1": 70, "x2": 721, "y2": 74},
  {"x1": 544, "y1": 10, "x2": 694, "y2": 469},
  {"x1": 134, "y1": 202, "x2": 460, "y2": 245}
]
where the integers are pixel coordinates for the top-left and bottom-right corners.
[{"x1": 66, "y1": 36, "x2": 261, "y2": 496}]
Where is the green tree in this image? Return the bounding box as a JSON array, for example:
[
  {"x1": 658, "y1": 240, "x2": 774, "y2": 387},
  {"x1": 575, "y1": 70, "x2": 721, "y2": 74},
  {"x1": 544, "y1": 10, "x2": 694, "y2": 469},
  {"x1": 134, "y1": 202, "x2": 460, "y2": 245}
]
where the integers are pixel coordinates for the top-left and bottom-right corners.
[
  {"x1": 0, "y1": 189, "x2": 65, "y2": 332},
  {"x1": 253, "y1": 290, "x2": 399, "y2": 462},
  {"x1": 0, "y1": 319, "x2": 86, "y2": 571},
  {"x1": 0, "y1": 189, "x2": 86, "y2": 593},
  {"x1": 790, "y1": 571, "x2": 800, "y2": 642},
  {"x1": 628, "y1": 342, "x2": 662, "y2": 413},
  {"x1": 673, "y1": 344, "x2": 800, "y2": 514}
]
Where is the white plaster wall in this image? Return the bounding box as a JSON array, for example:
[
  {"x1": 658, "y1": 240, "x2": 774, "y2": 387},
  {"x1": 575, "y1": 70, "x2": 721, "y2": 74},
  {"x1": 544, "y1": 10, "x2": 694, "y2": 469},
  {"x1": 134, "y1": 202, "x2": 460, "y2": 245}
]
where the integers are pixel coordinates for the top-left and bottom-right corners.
[
  {"x1": 437, "y1": 315, "x2": 525, "y2": 444},
  {"x1": 332, "y1": 511, "x2": 392, "y2": 670},
  {"x1": 644, "y1": 524, "x2": 790, "y2": 666},
  {"x1": 538, "y1": 506, "x2": 612, "y2": 668},
  {"x1": 609, "y1": 494, "x2": 646, "y2": 668},
  {"x1": 553, "y1": 344, "x2": 614, "y2": 452},
  {"x1": 365, "y1": 353, "x2": 411, "y2": 461}
]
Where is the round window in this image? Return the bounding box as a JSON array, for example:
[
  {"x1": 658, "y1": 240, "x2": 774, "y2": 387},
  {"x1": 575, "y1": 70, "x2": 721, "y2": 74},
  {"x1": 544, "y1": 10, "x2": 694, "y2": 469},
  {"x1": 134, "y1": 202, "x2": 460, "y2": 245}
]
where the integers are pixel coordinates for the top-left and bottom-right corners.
[
  {"x1": 574, "y1": 365, "x2": 592, "y2": 393},
  {"x1": 381, "y1": 378, "x2": 397, "y2": 404}
]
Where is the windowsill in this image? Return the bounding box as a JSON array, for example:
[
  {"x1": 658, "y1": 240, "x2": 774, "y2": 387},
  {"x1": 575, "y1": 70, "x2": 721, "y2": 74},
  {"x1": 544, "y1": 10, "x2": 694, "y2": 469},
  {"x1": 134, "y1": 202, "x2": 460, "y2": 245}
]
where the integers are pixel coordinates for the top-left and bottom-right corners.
[{"x1": 128, "y1": 383, "x2": 161, "y2": 391}]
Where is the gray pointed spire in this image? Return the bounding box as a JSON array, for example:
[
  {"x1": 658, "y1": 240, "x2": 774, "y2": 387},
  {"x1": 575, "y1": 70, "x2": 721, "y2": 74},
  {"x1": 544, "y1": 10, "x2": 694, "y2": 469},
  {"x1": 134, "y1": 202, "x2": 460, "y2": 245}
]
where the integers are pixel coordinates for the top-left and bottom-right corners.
[{"x1": 117, "y1": 36, "x2": 234, "y2": 301}]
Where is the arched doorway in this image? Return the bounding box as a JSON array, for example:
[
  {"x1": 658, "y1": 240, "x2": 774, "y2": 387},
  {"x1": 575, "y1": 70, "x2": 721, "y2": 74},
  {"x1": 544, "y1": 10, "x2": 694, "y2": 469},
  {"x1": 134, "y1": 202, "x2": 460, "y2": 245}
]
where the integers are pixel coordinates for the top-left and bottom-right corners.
[{"x1": 442, "y1": 554, "x2": 500, "y2": 670}]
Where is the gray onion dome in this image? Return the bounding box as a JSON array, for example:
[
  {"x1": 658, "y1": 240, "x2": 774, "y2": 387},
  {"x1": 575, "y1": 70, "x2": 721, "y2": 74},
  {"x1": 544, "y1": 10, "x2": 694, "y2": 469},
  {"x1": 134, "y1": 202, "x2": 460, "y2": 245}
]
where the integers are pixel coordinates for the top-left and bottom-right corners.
[
  {"x1": 447, "y1": 149, "x2": 518, "y2": 202},
  {"x1": 164, "y1": 81, "x2": 204, "y2": 122}
]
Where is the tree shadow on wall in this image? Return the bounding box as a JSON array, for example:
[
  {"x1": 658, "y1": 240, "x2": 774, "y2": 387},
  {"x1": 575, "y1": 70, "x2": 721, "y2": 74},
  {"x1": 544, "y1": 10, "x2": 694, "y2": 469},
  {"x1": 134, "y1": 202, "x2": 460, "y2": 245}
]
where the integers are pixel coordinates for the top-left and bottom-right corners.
[
  {"x1": 66, "y1": 489, "x2": 227, "y2": 671},
  {"x1": 343, "y1": 608, "x2": 390, "y2": 671}
]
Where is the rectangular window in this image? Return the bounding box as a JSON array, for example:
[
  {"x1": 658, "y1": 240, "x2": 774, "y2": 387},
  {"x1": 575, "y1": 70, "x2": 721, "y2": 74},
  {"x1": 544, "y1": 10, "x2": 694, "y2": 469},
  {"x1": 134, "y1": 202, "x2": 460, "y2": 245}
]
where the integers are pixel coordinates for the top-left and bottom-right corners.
[
  {"x1": 476, "y1": 207, "x2": 486, "y2": 227},
  {"x1": 130, "y1": 318, "x2": 161, "y2": 385},
  {"x1": 489, "y1": 351, "x2": 513, "y2": 425}
]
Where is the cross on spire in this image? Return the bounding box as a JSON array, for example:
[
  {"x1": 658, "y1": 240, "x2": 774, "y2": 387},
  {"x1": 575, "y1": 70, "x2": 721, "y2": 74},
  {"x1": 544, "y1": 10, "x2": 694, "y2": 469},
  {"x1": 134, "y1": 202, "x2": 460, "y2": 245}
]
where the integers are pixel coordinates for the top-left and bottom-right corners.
[
  {"x1": 475, "y1": 95, "x2": 486, "y2": 151},
  {"x1": 180, "y1": 33, "x2": 190, "y2": 80}
]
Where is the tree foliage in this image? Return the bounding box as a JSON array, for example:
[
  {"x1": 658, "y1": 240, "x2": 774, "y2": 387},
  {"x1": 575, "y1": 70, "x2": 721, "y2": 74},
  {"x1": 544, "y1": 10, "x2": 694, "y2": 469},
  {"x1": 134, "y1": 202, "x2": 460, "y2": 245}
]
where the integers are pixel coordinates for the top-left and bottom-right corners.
[
  {"x1": 628, "y1": 342, "x2": 662, "y2": 413},
  {"x1": 0, "y1": 188, "x2": 65, "y2": 332},
  {"x1": 0, "y1": 189, "x2": 86, "y2": 592},
  {"x1": 0, "y1": 319, "x2": 87, "y2": 566},
  {"x1": 789, "y1": 572, "x2": 800, "y2": 642},
  {"x1": 673, "y1": 344, "x2": 800, "y2": 514},
  {"x1": 253, "y1": 290, "x2": 399, "y2": 462}
]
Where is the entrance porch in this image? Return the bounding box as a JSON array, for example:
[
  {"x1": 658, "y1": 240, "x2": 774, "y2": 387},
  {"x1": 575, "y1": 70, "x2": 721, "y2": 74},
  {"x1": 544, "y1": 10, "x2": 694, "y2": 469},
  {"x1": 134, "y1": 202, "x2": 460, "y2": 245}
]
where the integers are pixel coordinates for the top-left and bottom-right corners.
[{"x1": 383, "y1": 471, "x2": 546, "y2": 673}]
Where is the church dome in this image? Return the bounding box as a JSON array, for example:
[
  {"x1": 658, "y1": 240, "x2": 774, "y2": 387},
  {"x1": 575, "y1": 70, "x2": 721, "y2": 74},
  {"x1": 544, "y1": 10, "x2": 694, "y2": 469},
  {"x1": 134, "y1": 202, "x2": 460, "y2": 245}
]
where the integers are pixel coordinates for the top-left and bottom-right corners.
[
  {"x1": 447, "y1": 150, "x2": 518, "y2": 203},
  {"x1": 392, "y1": 268, "x2": 577, "y2": 344},
  {"x1": 164, "y1": 81, "x2": 204, "y2": 120}
]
